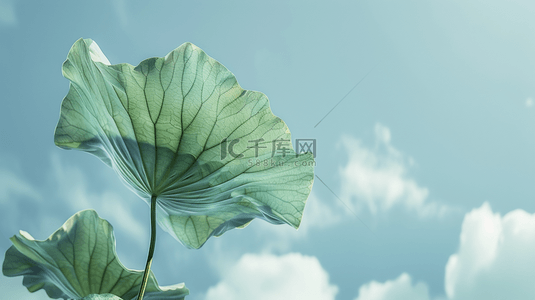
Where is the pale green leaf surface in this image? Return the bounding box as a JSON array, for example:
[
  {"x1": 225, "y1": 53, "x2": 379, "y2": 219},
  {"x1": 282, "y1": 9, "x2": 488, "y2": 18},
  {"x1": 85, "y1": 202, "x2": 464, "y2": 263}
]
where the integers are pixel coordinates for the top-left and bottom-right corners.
[
  {"x1": 2, "y1": 210, "x2": 188, "y2": 300},
  {"x1": 81, "y1": 294, "x2": 123, "y2": 300},
  {"x1": 54, "y1": 38, "x2": 315, "y2": 249}
]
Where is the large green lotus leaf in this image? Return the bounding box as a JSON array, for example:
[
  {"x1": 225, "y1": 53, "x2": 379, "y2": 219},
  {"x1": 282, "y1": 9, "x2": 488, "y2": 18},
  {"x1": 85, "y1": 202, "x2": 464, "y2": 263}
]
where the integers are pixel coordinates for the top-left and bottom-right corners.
[
  {"x1": 54, "y1": 39, "x2": 315, "y2": 249},
  {"x1": 2, "y1": 210, "x2": 188, "y2": 300}
]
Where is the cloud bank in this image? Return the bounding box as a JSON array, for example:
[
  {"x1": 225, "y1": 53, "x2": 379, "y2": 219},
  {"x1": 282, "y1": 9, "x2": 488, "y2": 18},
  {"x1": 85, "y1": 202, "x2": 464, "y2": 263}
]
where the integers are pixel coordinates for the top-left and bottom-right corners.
[
  {"x1": 353, "y1": 202, "x2": 535, "y2": 300},
  {"x1": 340, "y1": 123, "x2": 450, "y2": 218},
  {"x1": 0, "y1": 169, "x2": 40, "y2": 203},
  {"x1": 354, "y1": 273, "x2": 432, "y2": 300},
  {"x1": 252, "y1": 190, "x2": 341, "y2": 251},
  {"x1": 445, "y1": 202, "x2": 535, "y2": 300},
  {"x1": 50, "y1": 155, "x2": 146, "y2": 246},
  {"x1": 205, "y1": 253, "x2": 338, "y2": 300}
]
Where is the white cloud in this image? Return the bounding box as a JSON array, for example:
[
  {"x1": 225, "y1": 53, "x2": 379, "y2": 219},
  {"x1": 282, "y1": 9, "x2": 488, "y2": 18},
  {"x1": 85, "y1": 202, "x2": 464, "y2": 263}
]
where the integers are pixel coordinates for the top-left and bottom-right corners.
[
  {"x1": 299, "y1": 191, "x2": 341, "y2": 232},
  {"x1": 445, "y1": 202, "x2": 535, "y2": 300},
  {"x1": 0, "y1": 154, "x2": 145, "y2": 247},
  {"x1": 111, "y1": 0, "x2": 128, "y2": 28},
  {"x1": 0, "y1": 165, "x2": 43, "y2": 231},
  {"x1": 340, "y1": 123, "x2": 450, "y2": 218},
  {"x1": 50, "y1": 155, "x2": 146, "y2": 246},
  {"x1": 252, "y1": 191, "x2": 341, "y2": 251},
  {"x1": 350, "y1": 203, "x2": 535, "y2": 300},
  {"x1": 204, "y1": 253, "x2": 338, "y2": 300},
  {"x1": 525, "y1": 97, "x2": 533, "y2": 107},
  {"x1": 0, "y1": 169, "x2": 40, "y2": 203},
  {"x1": 354, "y1": 273, "x2": 432, "y2": 300},
  {"x1": 0, "y1": 0, "x2": 17, "y2": 26},
  {"x1": 266, "y1": 191, "x2": 340, "y2": 235}
]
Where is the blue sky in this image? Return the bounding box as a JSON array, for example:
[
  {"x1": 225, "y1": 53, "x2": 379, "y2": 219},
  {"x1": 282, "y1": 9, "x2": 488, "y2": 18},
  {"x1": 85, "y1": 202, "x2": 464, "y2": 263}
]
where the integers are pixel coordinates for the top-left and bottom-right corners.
[{"x1": 1, "y1": 1, "x2": 535, "y2": 299}]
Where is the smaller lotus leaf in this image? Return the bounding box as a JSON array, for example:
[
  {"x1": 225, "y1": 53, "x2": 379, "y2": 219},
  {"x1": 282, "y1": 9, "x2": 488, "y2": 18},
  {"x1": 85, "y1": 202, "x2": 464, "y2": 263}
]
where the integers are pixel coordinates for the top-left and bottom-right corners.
[{"x1": 2, "y1": 210, "x2": 189, "y2": 300}]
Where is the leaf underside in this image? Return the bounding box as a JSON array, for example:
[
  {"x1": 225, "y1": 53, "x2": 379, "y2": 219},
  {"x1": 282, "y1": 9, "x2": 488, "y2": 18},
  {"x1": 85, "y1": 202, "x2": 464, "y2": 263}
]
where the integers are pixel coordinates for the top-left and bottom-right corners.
[
  {"x1": 2, "y1": 210, "x2": 189, "y2": 300},
  {"x1": 54, "y1": 39, "x2": 315, "y2": 249}
]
